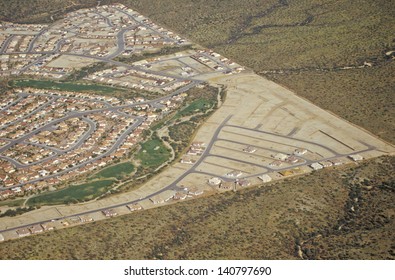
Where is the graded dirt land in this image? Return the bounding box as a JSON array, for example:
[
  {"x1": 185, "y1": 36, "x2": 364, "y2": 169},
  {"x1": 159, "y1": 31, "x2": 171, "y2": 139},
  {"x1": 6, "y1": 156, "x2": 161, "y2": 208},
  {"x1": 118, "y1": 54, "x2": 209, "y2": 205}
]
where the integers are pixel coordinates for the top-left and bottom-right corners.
[
  {"x1": 1, "y1": 70, "x2": 392, "y2": 235},
  {"x1": 0, "y1": 0, "x2": 394, "y2": 259},
  {"x1": 0, "y1": 156, "x2": 393, "y2": 260}
]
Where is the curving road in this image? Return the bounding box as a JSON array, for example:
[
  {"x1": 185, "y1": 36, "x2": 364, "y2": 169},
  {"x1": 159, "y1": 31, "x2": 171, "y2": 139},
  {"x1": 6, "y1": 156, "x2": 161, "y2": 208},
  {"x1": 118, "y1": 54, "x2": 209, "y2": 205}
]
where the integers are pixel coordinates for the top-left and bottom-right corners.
[
  {"x1": 0, "y1": 96, "x2": 57, "y2": 130},
  {"x1": 105, "y1": 26, "x2": 139, "y2": 59},
  {"x1": 0, "y1": 35, "x2": 15, "y2": 53}
]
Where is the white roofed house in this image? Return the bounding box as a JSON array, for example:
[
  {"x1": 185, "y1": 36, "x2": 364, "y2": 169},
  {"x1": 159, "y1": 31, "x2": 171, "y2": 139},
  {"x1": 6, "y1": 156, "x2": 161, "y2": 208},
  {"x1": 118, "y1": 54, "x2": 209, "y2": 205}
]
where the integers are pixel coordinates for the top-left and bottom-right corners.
[
  {"x1": 149, "y1": 190, "x2": 176, "y2": 204},
  {"x1": 102, "y1": 209, "x2": 118, "y2": 217},
  {"x1": 272, "y1": 153, "x2": 288, "y2": 161},
  {"x1": 172, "y1": 192, "x2": 188, "y2": 201},
  {"x1": 188, "y1": 187, "x2": 204, "y2": 196},
  {"x1": 187, "y1": 148, "x2": 201, "y2": 156},
  {"x1": 225, "y1": 170, "x2": 243, "y2": 178},
  {"x1": 180, "y1": 156, "x2": 195, "y2": 164},
  {"x1": 243, "y1": 145, "x2": 256, "y2": 153},
  {"x1": 319, "y1": 161, "x2": 333, "y2": 168},
  {"x1": 258, "y1": 174, "x2": 272, "y2": 183},
  {"x1": 286, "y1": 155, "x2": 302, "y2": 164},
  {"x1": 41, "y1": 222, "x2": 55, "y2": 231},
  {"x1": 208, "y1": 177, "x2": 222, "y2": 186},
  {"x1": 269, "y1": 160, "x2": 283, "y2": 167},
  {"x1": 16, "y1": 228, "x2": 31, "y2": 237},
  {"x1": 349, "y1": 154, "x2": 363, "y2": 162},
  {"x1": 310, "y1": 162, "x2": 323, "y2": 170},
  {"x1": 29, "y1": 224, "x2": 44, "y2": 234},
  {"x1": 191, "y1": 141, "x2": 206, "y2": 148},
  {"x1": 331, "y1": 158, "x2": 344, "y2": 166},
  {"x1": 127, "y1": 203, "x2": 143, "y2": 211},
  {"x1": 79, "y1": 215, "x2": 94, "y2": 223},
  {"x1": 294, "y1": 148, "x2": 307, "y2": 156}
]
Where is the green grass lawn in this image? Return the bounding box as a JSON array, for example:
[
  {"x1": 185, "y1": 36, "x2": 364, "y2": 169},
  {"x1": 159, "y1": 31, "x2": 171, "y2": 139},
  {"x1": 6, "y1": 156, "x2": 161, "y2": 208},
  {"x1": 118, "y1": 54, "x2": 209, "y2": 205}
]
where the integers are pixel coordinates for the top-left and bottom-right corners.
[
  {"x1": 137, "y1": 137, "x2": 170, "y2": 168},
  {"x1": 91, "y1": 162, "x2": 135, "y2": 180},
  {"x1": 11, "y1": 79, "x2": 126, "y2": 94},
  {"x1": 175, "y1": 98, "x2": 215, "y2": 118},
  {"x1": 27, "y1": 179, "x2": 116, "y2": 206},
  {"x1": 0, "y1": 199, "x2": 24, "y2": 208}
]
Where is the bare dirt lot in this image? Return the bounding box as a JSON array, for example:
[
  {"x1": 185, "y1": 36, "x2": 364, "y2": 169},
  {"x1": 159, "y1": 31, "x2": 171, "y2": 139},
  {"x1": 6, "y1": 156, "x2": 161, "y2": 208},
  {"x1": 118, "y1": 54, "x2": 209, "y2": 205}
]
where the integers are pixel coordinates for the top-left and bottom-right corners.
[
  {"x1": 0, "y1": 156, "x2": 393, "y2": 260},
  {"x1": 0, "y1": 0, "x2": 393, "y2": 260}
]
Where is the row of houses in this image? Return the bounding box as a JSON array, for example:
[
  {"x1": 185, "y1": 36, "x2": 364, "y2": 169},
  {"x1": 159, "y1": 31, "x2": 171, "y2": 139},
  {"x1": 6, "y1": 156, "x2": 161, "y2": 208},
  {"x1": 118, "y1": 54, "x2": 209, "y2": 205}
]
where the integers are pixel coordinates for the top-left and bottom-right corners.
[
  {"x1": 149, "y1": 187, "x2": 204, "y2": 205},
  {"x1": 310, "y1": 155, "x2": 363, "y2": 170}
]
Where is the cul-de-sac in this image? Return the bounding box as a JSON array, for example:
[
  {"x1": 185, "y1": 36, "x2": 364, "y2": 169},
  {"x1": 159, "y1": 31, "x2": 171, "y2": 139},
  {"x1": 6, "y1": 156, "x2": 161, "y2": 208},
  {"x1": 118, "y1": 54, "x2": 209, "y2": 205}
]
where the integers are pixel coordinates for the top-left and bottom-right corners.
[{"x1": 0, "y1": 3, "x2": 393, "y2": 246}]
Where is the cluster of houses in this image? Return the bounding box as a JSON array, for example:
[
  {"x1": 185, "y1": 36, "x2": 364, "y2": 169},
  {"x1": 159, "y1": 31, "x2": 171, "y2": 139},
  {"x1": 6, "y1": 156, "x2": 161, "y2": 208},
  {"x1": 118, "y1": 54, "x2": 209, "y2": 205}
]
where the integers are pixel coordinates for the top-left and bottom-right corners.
[
  {"x1": 15, "y1": 222, "x2": 54, "y2": 238},
  {"x1": 149, "y1": 186, "x2": 204, "y2": 205},
  {"x1": 269, "y1": 150, "x2": 306, "y2": 167},
  {"x1": 192, "y1": 49, "x2": 245, "y2": 73},
  {"x1": 14, "y1": 214, "x2": 96, "y2": 238},
  {"x1": 0, "y1": 23, "x2": 46, "y2": 54},
  {"x1": 208, "y1": 176, "x2": 252, "y2": 190},
  {"x1": 0, "y1": 4, "x2": 192, "y2": 79},
  {"x1": 84, "y1": 66, "x2": 178, "y2": 93},
  {"x1": 0, "y1": 54, "x2": 41, "y2": 74},
  {"x1": 6, "y1": 201, "x2": 144, "y2": 240},
  {"x1": 187, "y1": 142, "x2": 206, "y2": 156},
  {"x1": 309, "y1": 154, "x2": 362, "y2": 171},
  {"x1": 0, "y1": 87, "x2": 187, "y2": 199}
]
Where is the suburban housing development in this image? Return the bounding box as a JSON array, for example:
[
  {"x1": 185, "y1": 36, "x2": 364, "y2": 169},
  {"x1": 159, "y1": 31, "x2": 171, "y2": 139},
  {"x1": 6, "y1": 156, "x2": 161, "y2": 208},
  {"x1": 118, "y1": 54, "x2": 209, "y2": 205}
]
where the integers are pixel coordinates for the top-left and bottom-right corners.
[{"x1": 0, "y1": 4, "x2": 393, "y2": 242}]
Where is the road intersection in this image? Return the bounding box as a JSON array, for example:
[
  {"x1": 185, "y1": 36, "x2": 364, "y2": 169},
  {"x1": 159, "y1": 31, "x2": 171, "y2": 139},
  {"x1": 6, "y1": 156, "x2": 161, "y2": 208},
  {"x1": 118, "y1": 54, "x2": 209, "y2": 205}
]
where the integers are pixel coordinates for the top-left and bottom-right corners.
[{"x1": 0, "y1": 4, "x2": 393, "y2": 241}]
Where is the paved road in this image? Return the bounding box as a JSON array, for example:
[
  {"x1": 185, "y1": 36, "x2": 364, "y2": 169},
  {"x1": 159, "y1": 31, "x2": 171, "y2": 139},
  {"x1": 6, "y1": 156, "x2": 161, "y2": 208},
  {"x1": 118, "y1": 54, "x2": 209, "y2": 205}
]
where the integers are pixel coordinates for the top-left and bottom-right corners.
[
  {"x1": 15, "y1": 116, "x2": 98, "y2": 169},
  {"x1": 0, "y1": 116, "x2": 144, "y2": 191},
  {"x1": 166, "y1": 115, "x2": 234, "y2": 188},
  {"x1": 105, "y1": 25, "x2": 139, "y2": 59},
  {"x1": 26, "y1": 28, "x2": 49, "y2": 53},
  {"x1": 0, "y1": 35, "x2": 15, "y2": 54},
  {"x1": 0, "y1": 95, "x2": 26, "y2": 112},
  {"x1": 113, "y1": 7, "x2": 177, "y2": 44},
  {"x1": 225, "y1": 124, "x2": 347, "y2": 156},
  {"x1": 93, "y1": 11, "x2": 114, "y2": 27},
  {"x1": 0, "y1": 116, "x2": 233, "y2": 234},
  {"x1": 0, "y1": 4, "x2": 384, "y2": 238},
  {"x1": 0, "y1": 91, "x2": 207, "y2": 192},
  {"x1": 26, "y1": 91, "x2": 114, "y2": 108},
  {"x1": 19, "y1": 53, "x2": 52, "y2": 73},
  {"x1": 0, "y1": 155, "x2": 23, "y2": 168},
  {"x1": 0, "y1": 6, "x2": 212, "y2": 233},
  {"x1": 185, "y1": 122, "x2": 376, "y2": 182},
  {"x1": 0, "y1": 96, "x2": 57, "y2": 130},
  {"x1": 200, "y1": 52, "x2": 232, "y2": 72}
]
